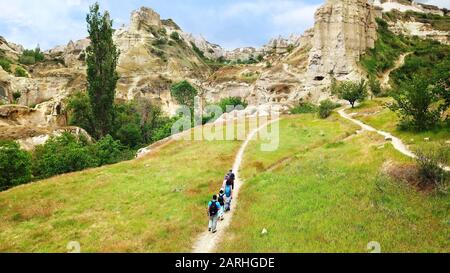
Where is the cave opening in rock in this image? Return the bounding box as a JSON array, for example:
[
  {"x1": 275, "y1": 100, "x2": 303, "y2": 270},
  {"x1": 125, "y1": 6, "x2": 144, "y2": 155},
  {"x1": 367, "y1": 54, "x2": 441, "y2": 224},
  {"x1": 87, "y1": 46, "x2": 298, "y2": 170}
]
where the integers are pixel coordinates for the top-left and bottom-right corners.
[{"x1": 314, "y1": 76, "x2": 325, "y2": 81}]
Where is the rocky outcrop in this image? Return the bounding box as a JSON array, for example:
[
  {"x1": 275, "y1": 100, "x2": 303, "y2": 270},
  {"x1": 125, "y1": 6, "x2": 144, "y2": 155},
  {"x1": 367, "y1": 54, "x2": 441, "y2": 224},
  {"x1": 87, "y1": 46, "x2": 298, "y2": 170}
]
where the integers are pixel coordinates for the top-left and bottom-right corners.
[
  {"x1": 389, "y1": 20, "x2": 450, "y2": 45},
  {"x1": 375, "y1": 0, "x2": 445, "y2": 16},
  {"x1": 0, "y1": 36, "x2": 23, "y2": 61},
  {"x1": 307, "y1": 0, "x2": 379, "y2": 81}
]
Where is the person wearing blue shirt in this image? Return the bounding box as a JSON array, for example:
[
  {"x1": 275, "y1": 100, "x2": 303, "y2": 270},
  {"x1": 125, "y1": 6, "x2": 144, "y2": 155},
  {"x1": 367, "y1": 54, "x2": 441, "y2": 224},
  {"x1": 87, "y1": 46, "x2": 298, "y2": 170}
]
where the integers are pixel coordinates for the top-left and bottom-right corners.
[{"x1": 207, "y1": 195, "x2": 221, "y2": 233}]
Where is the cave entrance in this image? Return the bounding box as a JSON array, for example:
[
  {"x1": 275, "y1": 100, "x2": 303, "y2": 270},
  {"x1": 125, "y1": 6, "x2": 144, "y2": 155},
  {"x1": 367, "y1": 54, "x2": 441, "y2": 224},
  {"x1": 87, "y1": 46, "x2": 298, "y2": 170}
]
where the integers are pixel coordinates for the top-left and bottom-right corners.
[{"x1": 314, "y1": 76, "x2": 325, "y2": 81}]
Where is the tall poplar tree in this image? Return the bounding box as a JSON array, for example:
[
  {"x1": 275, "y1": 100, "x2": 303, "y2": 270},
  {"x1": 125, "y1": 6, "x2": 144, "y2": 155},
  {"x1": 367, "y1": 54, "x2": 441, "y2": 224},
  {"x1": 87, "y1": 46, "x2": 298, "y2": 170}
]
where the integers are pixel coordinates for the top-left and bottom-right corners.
[{"x1": 86, "y1": 2, "x2": 120, "y2": 138}]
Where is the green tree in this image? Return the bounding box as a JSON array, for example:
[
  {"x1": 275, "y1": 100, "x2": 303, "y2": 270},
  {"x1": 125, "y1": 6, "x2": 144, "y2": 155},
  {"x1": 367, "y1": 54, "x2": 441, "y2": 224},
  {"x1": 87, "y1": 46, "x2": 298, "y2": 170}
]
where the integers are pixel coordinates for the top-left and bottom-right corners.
[
  {"x1": 389, "y1": 76, "x2": 441, "y2": 131},
  {"x1": 86, "y1": 2, "x2": 120, "y2": 138},
  {"x1": 0, "y1": 141, "x2": 32, "y2": 190},
  {"x1": 90, "y1": 135, "x2": 123, "y2": 165},
  {"x1": 33, "y1": 133, "x2": 96, "y2": 179},
  {"x1": 66, "y1": 91, "x2": 95, "y2": 136},
  {"x1": 318, "y1": 99, "x2": 338, "y2": 119},
  {"x1": 334, "y1": 80, "x2": 368, "y2": 108},
  {"x1": 170, "y1": 80, "x2": 198, "y2": 109}
]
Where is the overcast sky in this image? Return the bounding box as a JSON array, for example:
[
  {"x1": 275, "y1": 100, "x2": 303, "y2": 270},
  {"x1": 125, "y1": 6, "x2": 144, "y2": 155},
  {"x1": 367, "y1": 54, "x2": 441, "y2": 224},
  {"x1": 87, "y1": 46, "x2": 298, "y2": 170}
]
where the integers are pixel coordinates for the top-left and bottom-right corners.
[{"x1": 0, "y1": 0, "x2": 448, "y2": 50}]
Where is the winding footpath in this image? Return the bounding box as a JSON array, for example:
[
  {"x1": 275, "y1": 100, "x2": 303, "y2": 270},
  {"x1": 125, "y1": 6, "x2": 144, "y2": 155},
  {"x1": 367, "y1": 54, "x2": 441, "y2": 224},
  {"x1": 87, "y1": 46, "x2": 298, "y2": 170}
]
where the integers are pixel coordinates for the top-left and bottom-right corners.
[
  {"x1": 192, "y1": 118, "x2": 280, "y2": 253},
  {"x1": 380, "y1": 52, "x2": 412, "y2": 89},
  {"x1": 338, "y1": 107, "x2": 450, "y2": 172}
]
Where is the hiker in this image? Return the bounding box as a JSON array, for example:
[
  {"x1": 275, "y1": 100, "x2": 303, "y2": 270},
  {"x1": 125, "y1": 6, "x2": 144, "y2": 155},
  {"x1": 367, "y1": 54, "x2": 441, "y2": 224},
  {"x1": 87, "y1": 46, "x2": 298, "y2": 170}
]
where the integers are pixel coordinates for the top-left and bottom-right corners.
[
  {"x1": 218, "y1": 189, "x2": 226, "y2": 221},
  {"x1": 207, "y1": 195, "x2": 221, "y2": 233},
  {"x1": 224, "y1": 183, "x2": 233, "y2": 212},
  {"x1": 223, "y1": 170, "x2": 235, "y2": 190}
]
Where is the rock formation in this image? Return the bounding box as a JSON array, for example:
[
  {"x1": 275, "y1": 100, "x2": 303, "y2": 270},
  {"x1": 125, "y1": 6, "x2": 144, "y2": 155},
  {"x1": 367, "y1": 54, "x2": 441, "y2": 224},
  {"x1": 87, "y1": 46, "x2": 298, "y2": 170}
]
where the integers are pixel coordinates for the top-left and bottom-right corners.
[
  {"x1": 307, "y1": 0, "x2": 380, "y2": 81},
  {"x1": 0, "y1": 0, "x2": 449, "y2": 148}
]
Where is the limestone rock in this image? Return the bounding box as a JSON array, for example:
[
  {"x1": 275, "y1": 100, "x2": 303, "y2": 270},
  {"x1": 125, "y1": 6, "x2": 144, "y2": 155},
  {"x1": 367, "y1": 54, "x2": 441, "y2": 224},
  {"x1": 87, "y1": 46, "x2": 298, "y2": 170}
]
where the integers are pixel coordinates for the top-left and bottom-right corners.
[
  {"x1": 307, "y1": 0, "x2": 379, "y2": 82},
  {"x1": 130, "y1": 7, "x2": 161, "y2": 32}
]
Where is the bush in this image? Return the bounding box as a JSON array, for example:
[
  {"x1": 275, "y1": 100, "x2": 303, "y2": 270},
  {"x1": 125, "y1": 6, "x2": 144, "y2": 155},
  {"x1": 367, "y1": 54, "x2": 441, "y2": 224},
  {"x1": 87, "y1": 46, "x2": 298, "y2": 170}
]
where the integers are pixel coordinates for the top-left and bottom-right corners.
[
  {"x1": 115, "y1": 123, "x2": 142, "y2": 148},
  {"x1": 217, "y1": 97, "x2": 248, "y2": 113},
  {"x1": 0, "y1": 141, "x2": 32, "y2": 191},
  {"x1": 389, "y1": 76, "x2": 441, "y2": 131},
  {"x1": 0, "y1": 57, "x2": 11, "y2": 72},
  {"x1": 152, "y1": 37, "x2": 167, "y2": 48},
  {"x1": 19, "y1": 55, "x2": 36, "y2": 65},
  {"x1": 416, "y1": 146, "x2": 449, "y2": 192},
  {"x1": 32, "y1": 133, "x2": 96, "y2": 179},
  {"x1": 170, "y1": 31, "x2": 181, "y2": 42},
  {"x1": 291, "y1": 102, "x2": 317, "y2": 114},
  {"x1": 90, "y1": 135, "x2": 124, "y2": 165},
  {"x1": 12, "y1": 91, "x2": 21, "y2": 103},
  {"x1": 318, "y1": 99, "x2": 338, "y2": 119},
  {"x1": 333, "y1": 80, "x2": 368, "y2": 108},
  {"x1": 19, "y1": 48, "x2": 45, "y2": 65},
  {"x1": 14, "y1": 66, "x2": 28, "y2": 77}
]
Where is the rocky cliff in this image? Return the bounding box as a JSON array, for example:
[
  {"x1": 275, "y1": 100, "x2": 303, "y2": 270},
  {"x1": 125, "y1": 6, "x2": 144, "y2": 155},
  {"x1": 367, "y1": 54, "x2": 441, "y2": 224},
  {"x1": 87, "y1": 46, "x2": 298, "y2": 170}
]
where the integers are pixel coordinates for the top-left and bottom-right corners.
[{"x1": 1, "y1": 0, "x2": 449, "y2": 148}]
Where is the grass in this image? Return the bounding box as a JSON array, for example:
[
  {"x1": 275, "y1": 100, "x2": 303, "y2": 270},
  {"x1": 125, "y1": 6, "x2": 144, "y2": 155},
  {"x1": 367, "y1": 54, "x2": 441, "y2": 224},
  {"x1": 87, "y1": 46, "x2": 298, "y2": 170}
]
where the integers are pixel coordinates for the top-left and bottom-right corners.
[
  {"x1": 219, "y1": 114, "x2": 450, "y2": 252},
  {"x1": 347, "y1": 99, "x2": 450, "y2": 162},
  {"x1": 0, "y1": 120, "x2": 260, "y2": 253}
]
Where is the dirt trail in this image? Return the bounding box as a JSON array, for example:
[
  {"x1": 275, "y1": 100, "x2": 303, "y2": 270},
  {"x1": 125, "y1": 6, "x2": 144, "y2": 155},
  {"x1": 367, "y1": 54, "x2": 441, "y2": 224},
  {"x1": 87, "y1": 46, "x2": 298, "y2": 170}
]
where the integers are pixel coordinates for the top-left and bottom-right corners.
[
  {"x1": 380, "y1": 52, "x2": 412, "y2": 89},
  {"x1": 192, "y1": 118, "x2": 280, "y2": 253},
  {"x1": 338, "y1": 107, "x2": 450, "y2": 172}
]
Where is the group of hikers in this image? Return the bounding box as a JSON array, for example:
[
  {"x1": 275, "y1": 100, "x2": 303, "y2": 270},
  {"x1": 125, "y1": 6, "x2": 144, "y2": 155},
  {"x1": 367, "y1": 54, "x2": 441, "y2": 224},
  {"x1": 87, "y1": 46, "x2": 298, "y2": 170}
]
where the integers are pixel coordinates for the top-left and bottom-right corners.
[{"x1": 206, "y1": 170, "x2": 236, "y2": 233}]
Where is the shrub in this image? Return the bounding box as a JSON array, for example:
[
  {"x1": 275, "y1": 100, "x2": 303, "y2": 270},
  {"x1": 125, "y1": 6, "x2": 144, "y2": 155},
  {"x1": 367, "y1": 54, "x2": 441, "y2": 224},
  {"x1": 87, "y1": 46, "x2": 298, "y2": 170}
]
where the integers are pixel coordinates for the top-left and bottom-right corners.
[
  {"x1": 90, "y1": 135, "x2": 124, "y2": 165},
  {"x1": 12, "y1": 91, "x2": 21, "y2": 102},
  {"x1": 115, "y1": 123, "x2": 142, "y2": 148},
  {"x1": 19, "y1": 47, "x2": 45, "y2": 65},
  {"x1": 290, "y1": 102, "x2": 318, "y2": 114},
  {"x1": 389, "y1": 76, "x2": 441, "y2": 131},
  {"x1": 0, "y1": 141, "x2": 32, "y2": 191},
  {"x1": 318, "y1": 99, "x2": 338, "y2": 119},
  {"x1": 416, "y1": 146, "x2": 449, "y2": 192},
  {"x1": 170, "y1": 31, "x2": 181, "y2": 42},
  {"x1": 32, "y1": 133, "x2": 96, "y2": 179},
  {"x1": 333, "y1": 80, "x2": 368, "y2": 108},
  {"x1": 152, "y1": 37, "x2": 167, "y2": 47},
  {"x1": 0, "y1": 57, "x2": 11, "y2": 72},
  {"x1": 14, "y1": 66, "x2": 28, "y2": 77},
  {"x1": 19, "y1": 55, "x2": 36, "y2": 65},
  {"x1": 217, "y1": 97, "x2": 248, "y2": 113}
]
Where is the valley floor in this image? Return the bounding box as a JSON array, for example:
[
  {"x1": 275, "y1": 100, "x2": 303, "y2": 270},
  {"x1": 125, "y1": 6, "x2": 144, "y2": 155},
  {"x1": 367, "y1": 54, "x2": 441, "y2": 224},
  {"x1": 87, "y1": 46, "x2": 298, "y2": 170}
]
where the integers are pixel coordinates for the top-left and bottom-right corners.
[
  {"x1": 0, "y1": 112, "x2": 448, "y2": 253},
  {"x1": 219, "y1": 114, "x2": 449, "y2": 252}
]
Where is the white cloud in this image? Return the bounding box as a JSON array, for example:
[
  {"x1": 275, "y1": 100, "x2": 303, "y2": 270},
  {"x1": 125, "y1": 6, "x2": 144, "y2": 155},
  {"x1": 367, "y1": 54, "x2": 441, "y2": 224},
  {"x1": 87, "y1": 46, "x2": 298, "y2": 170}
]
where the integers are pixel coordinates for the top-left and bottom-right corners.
[
  {"x1": 0, "y1": 0, "x2": 91, "y2": 49},
  {"x1": 420, "y1": 0, "x2": 450, "y2": 9}
]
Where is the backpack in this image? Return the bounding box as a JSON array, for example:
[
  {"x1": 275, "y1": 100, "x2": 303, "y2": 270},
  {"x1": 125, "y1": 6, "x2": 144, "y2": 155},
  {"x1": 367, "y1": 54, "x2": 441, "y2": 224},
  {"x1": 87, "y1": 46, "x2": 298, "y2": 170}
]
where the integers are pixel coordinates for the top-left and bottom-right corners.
[
  {"x1": 209, "y1": 201, "x2": 219, "y2": 216},
  {"x1": 218, "y1": 194, "x2": 225, "y2": 206},
  {"x1": 226, "y1": 176, "x2": 233, "y2": 186},
  {"x1": 225, "y1": 186, "x2": 232, "y2": 198}
]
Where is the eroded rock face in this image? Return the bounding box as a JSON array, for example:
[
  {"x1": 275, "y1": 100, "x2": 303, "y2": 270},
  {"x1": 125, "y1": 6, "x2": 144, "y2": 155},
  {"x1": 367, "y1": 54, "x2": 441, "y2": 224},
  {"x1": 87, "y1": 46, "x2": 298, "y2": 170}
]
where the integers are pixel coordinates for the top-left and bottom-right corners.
[
  {"x1": 130, "y1": 7, "x2": 162, "y2": 32},
  {"x1": 307, "y1": 0, "x2": 379, "y2": 81}
]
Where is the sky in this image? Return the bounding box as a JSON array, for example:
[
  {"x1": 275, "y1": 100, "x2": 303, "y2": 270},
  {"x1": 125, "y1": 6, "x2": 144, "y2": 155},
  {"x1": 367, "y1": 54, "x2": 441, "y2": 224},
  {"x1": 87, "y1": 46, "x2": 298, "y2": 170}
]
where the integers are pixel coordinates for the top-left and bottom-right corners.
[{"x1": 0, "y1": 0, "x2": 448, "y2": 51}]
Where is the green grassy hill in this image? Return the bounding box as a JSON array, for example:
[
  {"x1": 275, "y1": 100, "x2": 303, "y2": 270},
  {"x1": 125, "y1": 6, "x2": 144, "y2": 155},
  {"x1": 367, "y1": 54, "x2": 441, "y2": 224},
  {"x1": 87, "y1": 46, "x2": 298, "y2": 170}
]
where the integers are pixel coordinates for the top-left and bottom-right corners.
[
  {"x1": 1, "y1": 114, "x2": 448, "y2": 253},
  {"x1": 0, "y1": 125, "x2": 245, "y2": 252},
  {"x1": 219, "y1": 114, "x2": 449, "y2": 253}
]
